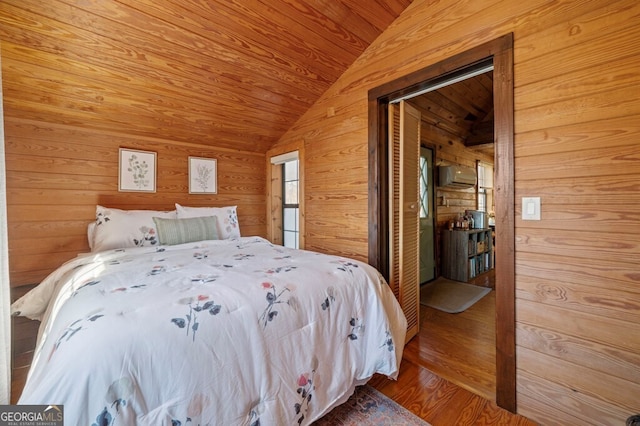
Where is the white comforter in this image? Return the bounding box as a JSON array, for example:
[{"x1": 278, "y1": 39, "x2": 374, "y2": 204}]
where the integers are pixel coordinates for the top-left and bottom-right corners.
[{"x1": 13, "y1": 237, "x2": 406, "y2": 425}]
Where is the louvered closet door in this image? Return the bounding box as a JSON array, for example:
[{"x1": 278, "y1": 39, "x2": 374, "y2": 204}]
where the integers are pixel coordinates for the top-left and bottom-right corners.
[{"x1": 389, "y1": 101, "x2": 421, "y2": 343}]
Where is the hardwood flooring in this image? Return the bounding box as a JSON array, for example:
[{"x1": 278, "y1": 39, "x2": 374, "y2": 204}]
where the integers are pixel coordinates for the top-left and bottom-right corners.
[
  {"x1": 407, "y1": 279, "x2": 496, "y2": 401},
  {"x1": 10, "y1": 284, "x2": 38, "y2": 405},
  {"x1": 369, "y1": 358, "x2": 535, "y2": 425},
  {"x1": 370, "y1": 272, "x2": 536, "y2": 425}
]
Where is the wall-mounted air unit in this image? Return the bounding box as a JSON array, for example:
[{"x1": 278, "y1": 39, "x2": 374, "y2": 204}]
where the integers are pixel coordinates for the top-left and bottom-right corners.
[{"x1": 438, "y1": 164, "x2": 477, "y2": 188}]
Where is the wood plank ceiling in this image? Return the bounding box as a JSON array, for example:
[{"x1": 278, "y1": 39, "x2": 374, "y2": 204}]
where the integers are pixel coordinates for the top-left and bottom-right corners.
[
  {"x1": 0, "y1": 0, "x2": 413, "y2": 154},
  {"x1": 410, "y1": 71, "x2": 495, "y2": 157}
]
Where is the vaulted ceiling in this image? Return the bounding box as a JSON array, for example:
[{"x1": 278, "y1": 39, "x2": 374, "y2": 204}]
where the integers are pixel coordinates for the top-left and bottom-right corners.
[{"x1": 1, "y1": 0, "x2": 413, "y2": 153}]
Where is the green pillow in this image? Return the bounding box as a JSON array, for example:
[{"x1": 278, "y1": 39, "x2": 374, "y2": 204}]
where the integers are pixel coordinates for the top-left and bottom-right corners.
[{"x1": 152, "y1": 216, "x2": 220, "y2": 245}]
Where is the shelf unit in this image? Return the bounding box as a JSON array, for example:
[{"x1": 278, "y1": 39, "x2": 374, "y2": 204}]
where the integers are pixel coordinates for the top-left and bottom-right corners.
[{"x1": 441, "y1": 228, "x2": 493, "y2": 282}]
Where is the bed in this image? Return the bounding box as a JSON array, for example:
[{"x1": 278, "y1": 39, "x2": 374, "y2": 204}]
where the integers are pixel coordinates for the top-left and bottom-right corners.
[{"x1": 11, "y1": 205, "x2": 407, "y2": 425}]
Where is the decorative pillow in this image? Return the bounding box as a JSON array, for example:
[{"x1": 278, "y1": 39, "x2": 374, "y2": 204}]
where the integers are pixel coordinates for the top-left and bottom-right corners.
[
  {"x1": 91, "y1": 205, "x2": 177, "y2": 252},
  {"x1": 175, "y1": 204, "x2": 240, "y2": 239},
  {"x1": 153, "y1": 216, "x2": 220, "y2": 245}
]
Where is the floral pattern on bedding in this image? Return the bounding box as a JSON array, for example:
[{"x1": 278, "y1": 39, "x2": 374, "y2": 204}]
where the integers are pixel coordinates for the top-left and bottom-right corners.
[
  {"x1": 171, "y1": 394, "x2": 212, "y2": 426},
  {"x1": 382, "y1": 330, "x2": 396, "y2": 352},
  {"x1": 95, "y1": 209, "x2": 159, "y2": 248},
  {"x1": 133, "y1": 226, "x2": 157, "y2": 247},
  {"x1": 171, "y1": 295, "x2": 222, "y2": 341},
  {"x1": 348, "y1": 316, "x2": 365, "y2": 341},
  {"x1": 259, "y1": 281, "x2": 299, "y2": 328},
  {"x1": 15, "y1": 237, "x2": 407, "y2": 425},
  {"x1": 49, "y1": 312, "x2": 104, "y2": 361},
  {"x1": 334, "y1": 259, "x2": 360, "y2": 274},
  {"x1": 91, "y1": 378, "x2": 134, "y2": 426},
  {"x1": 72, "y1": 279, "x2": 101, "y2": 297},
  {"x1": 294, "y1": 357, "x2": 318, "y2": 425},
  {"x1": 321, "y1": 287, "x2": 336, "y2": 311}
]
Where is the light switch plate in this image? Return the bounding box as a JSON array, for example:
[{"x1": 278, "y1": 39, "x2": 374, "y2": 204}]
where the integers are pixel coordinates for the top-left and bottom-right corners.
[{"x1": 522, "y1": 197, "x2": 541, "y2": 220}]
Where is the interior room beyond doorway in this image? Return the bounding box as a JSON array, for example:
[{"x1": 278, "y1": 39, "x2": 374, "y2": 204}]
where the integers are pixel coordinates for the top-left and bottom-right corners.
[
  {"x1": 406, "y1": 68, "x2": 497, "y2": 402},
  {"x1": 368, "y1": 34, "x2": 515, "y2": 411}
]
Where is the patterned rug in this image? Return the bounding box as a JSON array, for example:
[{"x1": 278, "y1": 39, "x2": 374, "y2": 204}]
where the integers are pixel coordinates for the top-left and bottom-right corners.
[{"x1": 313, "y1": 385, "x2": 430, "y2": 425}]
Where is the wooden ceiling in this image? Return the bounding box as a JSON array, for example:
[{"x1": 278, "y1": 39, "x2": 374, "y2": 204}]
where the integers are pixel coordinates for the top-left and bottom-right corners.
[
  {"x1": 1, "y1": 0, "x2": 413, "y2": 154},
  {"x1": 410, "y1": 71, "x2": 495, "y2": 157}
]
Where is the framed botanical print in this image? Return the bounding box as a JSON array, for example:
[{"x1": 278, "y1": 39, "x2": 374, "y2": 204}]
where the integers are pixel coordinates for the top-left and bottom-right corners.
[
  {"x1": 189, "y1": 156, "x2": 217, "y2": 194},
  {"x1": 119, "y1": 148, "x2": 156, "y2": 192}
]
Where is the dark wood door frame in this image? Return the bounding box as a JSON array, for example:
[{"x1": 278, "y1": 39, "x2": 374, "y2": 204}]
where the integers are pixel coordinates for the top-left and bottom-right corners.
[{"x1": 367, "y1": 34, "x2": 516, "y2": 412}]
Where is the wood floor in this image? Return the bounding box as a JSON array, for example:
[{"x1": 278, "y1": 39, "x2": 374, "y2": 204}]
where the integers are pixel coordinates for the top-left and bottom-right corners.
[
  {"x1": 370, "y1": 272, "x2": 537, "y2": 425},
  {"x1": 10, "y1": 284, "x2": 38, "y2": 405},
  {"x1": 10, "y1": 277, "x2": 536, "y2": 425},
  {"x1": 408, "y1": 276, "x2": 496, "y2": 401}
]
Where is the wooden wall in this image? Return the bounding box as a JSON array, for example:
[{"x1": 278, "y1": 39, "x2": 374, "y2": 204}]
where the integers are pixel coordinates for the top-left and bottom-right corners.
[
  {"x1": 1, "y1": 0, "x2": 270, "y2": 287},
  {"x1": 2, "y1": 0, "x2": 640, "y2": 423},
  {"x1": 273, "y1": 0, "x2": 640, "y2": 424},
  {"x1": 407, "y1": 97, "x2": 494, "y2": 228},
  {"x1": 5, "y1": 119, "x2": 266, "y2": 286}
]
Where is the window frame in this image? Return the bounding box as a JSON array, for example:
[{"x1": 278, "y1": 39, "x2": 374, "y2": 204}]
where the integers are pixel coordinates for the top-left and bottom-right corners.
[
  {"x1": 282, "y1": 159, "x2": 300, "y2": 249},
  {"x1": 266, "y1": 148, "x2": 304, "y2": 249},
  {"x1": 477, "y1": 160, "x2": 494, "y2": 213}
]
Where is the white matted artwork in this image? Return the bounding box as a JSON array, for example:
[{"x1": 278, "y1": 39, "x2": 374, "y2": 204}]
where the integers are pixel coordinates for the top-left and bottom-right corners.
[
  {"x1": 119, "y1": 148, "x2": 156, "y2": 192},
  {"x1": 189, "y1": 156, "x2": 217, "y2": 194}
]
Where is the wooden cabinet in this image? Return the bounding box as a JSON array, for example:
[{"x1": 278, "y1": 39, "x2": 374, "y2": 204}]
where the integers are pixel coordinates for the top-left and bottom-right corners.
[{"x1": 441, "y1": 228, "x2": 493, "y2": 282}]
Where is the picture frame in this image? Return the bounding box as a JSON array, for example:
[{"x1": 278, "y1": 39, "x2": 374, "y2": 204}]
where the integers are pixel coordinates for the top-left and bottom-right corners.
[
  {"x1": 189, "y1": 156, "x2": 217, "y2": 194},
  {"x1": 119, "y1": 148, "x2": 157, "y2": 192}
]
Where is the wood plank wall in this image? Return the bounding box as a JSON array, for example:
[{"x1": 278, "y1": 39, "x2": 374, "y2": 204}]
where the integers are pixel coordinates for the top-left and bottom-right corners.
[
  {"x1": 2, "y1": 0, "x2": 639, "y2": 424},
  {"x1": 5, "y1": 119, "x2": 266, "y2": 286},
  {"x1": 272, "y1": 0, "x2": 640, "y2": 424},
  {"x1": 407, "y1": 98, "x2": 494, "y2": 228},
  {"x1": 1, "y1": 1, "x2": 270, "y2": 287}
]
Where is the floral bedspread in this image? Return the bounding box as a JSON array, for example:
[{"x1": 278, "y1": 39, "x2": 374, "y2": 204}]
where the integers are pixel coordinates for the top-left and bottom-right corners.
[{"x1": 14, "y1": 237, "x2": 407, "y2": 425}]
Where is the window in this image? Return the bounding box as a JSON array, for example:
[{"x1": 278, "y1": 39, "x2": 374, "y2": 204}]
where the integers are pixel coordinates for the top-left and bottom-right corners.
[
  {"x1": 268, "y1": 150, "x2": 302, "y2": 249},
  {"x1": 477, "y1": 163, "x2": 487, "y2": 212},
  {"x1": 419, "y1": 155, "x2": 429, "y2": 218},
  {"x1": 477, "y1": 161, "x2": 494, "y2": 213},
  {"x1": 282, "y1": 159, "x2": 299, "y2": 249}
]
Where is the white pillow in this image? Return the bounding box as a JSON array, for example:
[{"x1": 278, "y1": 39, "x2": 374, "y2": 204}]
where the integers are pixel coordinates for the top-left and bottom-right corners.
[
  {"x1": 91, "y1": 205, "x2": 177, "y2": 252},
  {"x1": 175, "y1": 204, "x2": 240, "y2": 239},
  {"x1": 87, "y1": 222, "x2": 96, "y2": 251}
]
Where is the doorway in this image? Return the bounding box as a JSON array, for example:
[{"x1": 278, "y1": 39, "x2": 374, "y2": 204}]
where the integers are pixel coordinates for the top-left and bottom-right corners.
[{"x1": 367, "y1": 34, "x2": 515, "y2": 411}]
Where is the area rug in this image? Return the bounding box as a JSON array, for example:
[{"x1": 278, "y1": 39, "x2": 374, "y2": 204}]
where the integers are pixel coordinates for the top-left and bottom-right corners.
[
  {"x1": 313, "y1": 385, "x2": 430, "y2": 425},
  {"x1": 420, "y1": 277, "x2": 491, "y2": 313}
]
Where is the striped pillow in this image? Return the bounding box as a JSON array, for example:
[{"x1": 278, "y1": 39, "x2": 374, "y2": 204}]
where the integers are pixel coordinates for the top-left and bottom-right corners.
[{"x1": 152, "y1": 216, "x2": 220, "y2": 245}]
